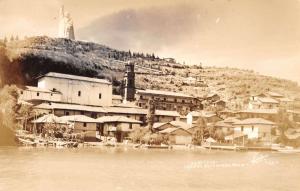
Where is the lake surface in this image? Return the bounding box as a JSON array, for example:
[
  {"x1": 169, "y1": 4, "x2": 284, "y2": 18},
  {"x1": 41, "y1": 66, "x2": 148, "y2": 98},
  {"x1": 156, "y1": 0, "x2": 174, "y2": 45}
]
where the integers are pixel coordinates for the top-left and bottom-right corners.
[{"x1": 0, "y1": 147, "x2": 299, "y2": 191}]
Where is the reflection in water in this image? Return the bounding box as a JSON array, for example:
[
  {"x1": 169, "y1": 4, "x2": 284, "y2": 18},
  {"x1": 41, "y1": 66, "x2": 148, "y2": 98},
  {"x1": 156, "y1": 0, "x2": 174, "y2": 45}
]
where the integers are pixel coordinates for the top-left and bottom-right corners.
[{"x1": 0, "y1": 147, "x2": 299, "y2": 191}]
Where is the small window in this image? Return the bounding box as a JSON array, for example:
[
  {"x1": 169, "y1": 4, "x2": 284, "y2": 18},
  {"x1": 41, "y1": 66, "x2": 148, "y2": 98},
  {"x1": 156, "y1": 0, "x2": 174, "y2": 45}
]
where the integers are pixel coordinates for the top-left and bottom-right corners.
[
  {"x1": 78, "y1": 91, "x2": 81, "y2": 97},
  {"x1": 174, "y1": 98, "x2": 177, "y2": 102},
  {"x1": 37, "y1": 92, "x2": 40, "y2": 96},
  {"x1": 80, "y1": 111, "x2": 84, "y2": 115},
  {"x1": 20, "y1": 91, "x2": 23, "y2": 95},
  {"x1": 164, "y1": 97, "x2": 166, "y2": 101},
  {"x1": 139, "y1": 103, "x2": 142, "y2": 107},
  {"x1": 50, "y1": 93, "x2": 53, "y2": 96},
  {"x1": 182, "y1": 100, "x2": 185, "y2": 103},
  {"x1": 99, "y1": 93, "x2": 102, "y2": 99},
  {"x1": 65, "y1": 111, "x2": 70, "y2": 116},
  {"x1": 83, "y1": 123, "x2": 87, "y2": 127},
  {"x1": 140, "y1": 95, "x2": 143, "y2": 99}
]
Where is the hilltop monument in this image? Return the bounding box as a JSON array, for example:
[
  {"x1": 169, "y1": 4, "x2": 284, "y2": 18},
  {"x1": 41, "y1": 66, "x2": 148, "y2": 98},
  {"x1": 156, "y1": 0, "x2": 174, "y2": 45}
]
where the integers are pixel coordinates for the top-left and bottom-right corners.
[{"x1": 58, "y1": 6, "x2": 75, "y2": 40}]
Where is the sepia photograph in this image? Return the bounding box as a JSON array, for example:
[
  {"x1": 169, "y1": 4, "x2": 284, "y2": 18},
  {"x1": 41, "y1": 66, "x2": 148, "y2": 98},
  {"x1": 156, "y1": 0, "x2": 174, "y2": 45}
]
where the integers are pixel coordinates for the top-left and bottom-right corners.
[{"x1": 0, "y1": 0, "x2": 300, "y2": 190}]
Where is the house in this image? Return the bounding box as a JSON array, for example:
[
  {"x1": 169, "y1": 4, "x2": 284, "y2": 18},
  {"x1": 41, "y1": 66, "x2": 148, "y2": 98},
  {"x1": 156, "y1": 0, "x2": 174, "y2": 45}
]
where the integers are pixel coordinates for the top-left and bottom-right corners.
[
  {"x1": 233, "y1": 118, "x2": 276, "y2": 144},
  {"x1": 97, "y1": 116, "x2": 142, "y2": 142},
  {"x1": 19, "y1": 86, "x2": 62, "y2": 103},
  {"x1": 248, "y1": 97, "x2": 279, "y2": 109},
  {"x1": 183, "y1": 76, "x2": 197, "y2": 85},
  {"x1": 37, "y1": 72, "x2": 112, "y2": 106},
  {"x1": 205, "y1": 93, "x2": 220, "y2": 103},
  {"x1": 153, "y1": 121, "x2": 193, "y2": 133},
  {"x1": 237, "y1": 109, "x2": 278, "y2": 121},
  {"x1": 287, "y1": 110, "x2": 300, "y2": 122},
  {"x1": 135, "y1": 89, "x2": 202, "y2": 115},
  {"x1": 266, "y1": 91, "x2": 284, "y2": 99},
  {"x1": 105, "y1": 106, "x2": 147, "y2": 123},
  {"x1": 278, "y1": 97, "x2": 294, "y2": 110},
  {"x1": 214, "y1": 121, "x2": 235, "y2": 135},
  {"x1": 213, "y1": 100, "x2": 226, "y2": 111},
  {"x1": 186, "y1": 111, "x2": 222, "y2": 125},
  {"x1": 34, "y1": 102, "x2": 107, "y2": 118},
  {"x1": 31, "y1": 114, "x2": 68, "y2": 133},
  {"x1": 159, "y1": 128, "x2": 192, "y2": 145},
  {"x1": 59, "y1": 115, "x2": 98, "y2": 141},
  {"x1": 154, "y1": 110, "x2": 180, "y2": 123}
]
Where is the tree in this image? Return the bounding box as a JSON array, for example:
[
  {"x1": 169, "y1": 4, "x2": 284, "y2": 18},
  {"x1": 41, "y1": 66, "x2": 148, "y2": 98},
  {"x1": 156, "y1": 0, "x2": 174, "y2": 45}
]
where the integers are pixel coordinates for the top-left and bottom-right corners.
[
  {"x1": 129, "y1": 128, "x2": 149, "y2": 143},
  {"x1": 146, "y1": 99, "x2": 156, "y2": 132},
  {"x1": 277, "y1": 109, "x2": 294, "y2": 144},
  {"x1": 192, "y1": 117, "x2": 208, "y2": 145},
  {"x1": 0, "y1": 85, "x2": 19, "y2": 146}
]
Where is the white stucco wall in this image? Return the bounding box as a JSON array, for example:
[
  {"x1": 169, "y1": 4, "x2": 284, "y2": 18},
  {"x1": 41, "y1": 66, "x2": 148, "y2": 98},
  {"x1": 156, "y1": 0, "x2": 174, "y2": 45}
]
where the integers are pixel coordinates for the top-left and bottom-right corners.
[{"x1": 38, "y1": 77, "x2": 112, "y2": 106}]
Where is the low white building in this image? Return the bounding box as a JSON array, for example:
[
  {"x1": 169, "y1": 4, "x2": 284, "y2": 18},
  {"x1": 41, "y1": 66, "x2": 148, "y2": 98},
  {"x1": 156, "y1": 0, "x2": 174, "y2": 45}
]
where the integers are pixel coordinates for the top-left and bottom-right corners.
[
  {"x1": 19, "y1": 86, "x2": 62, "y2": 102},
  {"x1": 37, "y1": 72, "x2": 112, "y2": 106},
  {"x1": 233, "y1": 118, "x2": 276, "y2": 143}
]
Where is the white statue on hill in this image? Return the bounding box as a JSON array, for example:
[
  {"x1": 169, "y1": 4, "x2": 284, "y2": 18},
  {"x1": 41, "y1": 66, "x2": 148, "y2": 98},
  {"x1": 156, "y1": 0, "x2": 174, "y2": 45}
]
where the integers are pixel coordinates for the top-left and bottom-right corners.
[{"x1": 58, "y1": 6, "x2": 75, "y2": 40}]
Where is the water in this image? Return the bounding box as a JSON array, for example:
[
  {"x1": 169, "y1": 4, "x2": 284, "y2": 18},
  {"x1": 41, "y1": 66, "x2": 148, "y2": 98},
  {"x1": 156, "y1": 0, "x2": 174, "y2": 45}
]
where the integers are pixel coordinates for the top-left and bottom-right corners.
[{"x1": 0, "y1": 147, "x2": 299, "y2": 191}]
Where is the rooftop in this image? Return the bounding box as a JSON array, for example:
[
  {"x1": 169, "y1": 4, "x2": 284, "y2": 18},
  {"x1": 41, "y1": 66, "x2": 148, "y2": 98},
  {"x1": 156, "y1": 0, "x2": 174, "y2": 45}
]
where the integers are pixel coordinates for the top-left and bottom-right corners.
[
  {"x1": 267, "y1": 91, "x2": 284, "y2": 98},
  {"x1": 105, "y1": 106, "x2": 147, "y2": 115},
  {"x1": 238, "y1": 109, "x2": 278, "y2": 114},
  {"x1": 159, "y1": 127, "x2": 181, "y2": 134},
  {"x1": 97, "y1": 116, "x2": 142, "y2": 124},
  {"x1": 257, "y1": 97, "x2": 279, "y2": 104},
  {"x1": 59, "y1": 115, "x2": 98, "y2": 123},
  {"x1": 188, "y1": 111, "x2": 217, "y2": 118},
  {"x1": 234, "y1": 118, "x2": 275, "y2": 125},
  {"x1": 34, "y1": 102, "x2": 107, "y2": 113},
  {"x1": 39, "y1": 72, "x2": 111, "y2": 85},
  {"x1": 136, "y1": 89, "x2": 193, "y2": 98},
  {"x1": 155, "y1": 110, "x2": 180, "y2": 117}
]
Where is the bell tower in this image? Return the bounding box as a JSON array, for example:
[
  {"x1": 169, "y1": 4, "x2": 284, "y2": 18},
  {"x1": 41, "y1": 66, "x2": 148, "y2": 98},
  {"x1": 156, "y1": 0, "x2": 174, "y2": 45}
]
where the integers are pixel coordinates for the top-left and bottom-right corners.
[{"x1": 123, "y1": 62, "x2": 135, "y2": 102}]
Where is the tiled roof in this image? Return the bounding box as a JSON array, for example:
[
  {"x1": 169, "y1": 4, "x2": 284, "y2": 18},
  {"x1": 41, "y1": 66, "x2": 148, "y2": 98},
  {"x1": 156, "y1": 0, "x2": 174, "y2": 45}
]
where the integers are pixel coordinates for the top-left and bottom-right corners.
[
  {"x1": 59, "y1": 115, "x2": 98, "y2": 123},
  {"x1": 159, "y1": 127, "x2": 191, "y2": 135},
  {"x1": 136, "y1": 89, "x2": 193, "y2": 98},
  {"x1": 96, "y1": 116, "x2": 142, "y2": 123},
  {"x1": 169, "y1": 121, "x2": 189, "y2": 128},
  {"x1": 238, "y1": 109, "x2": 278, "y2": 114},
  {"x1": 155, "y1": 110, "x2": 180, "y2": 117},
  {"x1": 222, "y1": 117, "x2": 241, "y2": 124},
  {"x1": 159, "y1": 127, "x2": 180, "y2": 134},
  {"x1": 188, "y1": 111, "x2": 216, "y2": 118},
  {"x1": 153, "y1": 122, "x2": 167, "y2": 129},
  {"x1": 32, "y1": 114, "x2": 67, "y2": 124},
  {"x1": 215, "y1": 121, "x2": 234, "y2": 128},
  {"x1": 267, "y1": 91, "x2": 284, "y2": 97},
  {"x1": 234, "y1": 118, "x2": 275, "y2": 125},
  {"x1": 34, "y1": 102, "x2": 107, "y2": 113},
  {"x1": 257, "y1": 97, "x2": 279, "y2": 104},
  {"x1": 105, "y1": 106, "x2": 147, "y2": 115},
  {"x1": 40, "y1": 72, "x2": 111, "y2": 84}
]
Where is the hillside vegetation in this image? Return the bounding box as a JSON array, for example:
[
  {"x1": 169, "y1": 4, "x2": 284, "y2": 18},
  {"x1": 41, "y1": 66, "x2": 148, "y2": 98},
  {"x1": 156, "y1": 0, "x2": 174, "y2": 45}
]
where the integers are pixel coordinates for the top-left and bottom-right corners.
[{"x1": 0, "y1": 36, "x2": 299, "y2": 109}]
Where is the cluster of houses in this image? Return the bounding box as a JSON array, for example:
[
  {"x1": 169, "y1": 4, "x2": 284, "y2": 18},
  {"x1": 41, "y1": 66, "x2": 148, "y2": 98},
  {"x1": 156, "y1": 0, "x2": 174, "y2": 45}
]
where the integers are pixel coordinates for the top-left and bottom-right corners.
[{"x1": 18, "y1": 65, "x2": 300, "y2": 146}]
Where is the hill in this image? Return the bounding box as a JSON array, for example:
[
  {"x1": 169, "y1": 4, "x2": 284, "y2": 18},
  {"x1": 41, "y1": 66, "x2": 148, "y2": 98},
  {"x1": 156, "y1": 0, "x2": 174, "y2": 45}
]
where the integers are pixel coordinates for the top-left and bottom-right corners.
[{"x1": 0, "y1": 36, "x2": 299, "y2": 109}]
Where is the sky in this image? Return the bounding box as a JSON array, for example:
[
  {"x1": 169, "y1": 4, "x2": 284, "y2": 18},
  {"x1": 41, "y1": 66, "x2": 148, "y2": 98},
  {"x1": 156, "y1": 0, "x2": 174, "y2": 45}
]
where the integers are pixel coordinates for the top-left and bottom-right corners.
[{"x1": 1, "y1": 0, "x2": 300, "y2": 84}]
